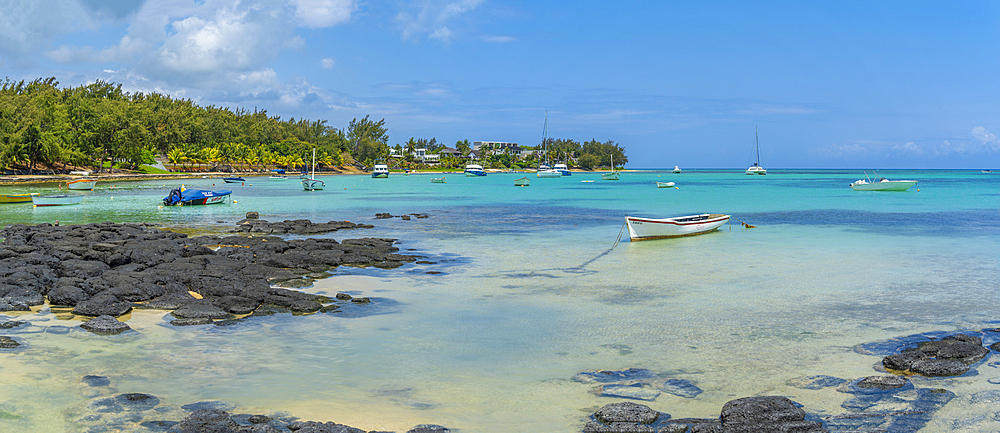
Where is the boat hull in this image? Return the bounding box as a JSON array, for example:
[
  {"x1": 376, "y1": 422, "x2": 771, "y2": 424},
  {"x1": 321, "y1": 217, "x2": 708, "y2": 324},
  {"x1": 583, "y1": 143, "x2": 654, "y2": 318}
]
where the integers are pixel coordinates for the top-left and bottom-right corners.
[
  {"x1": 302, "y1": 179, "x2": 325, "y2": 191},
  {"x1": 514, "y1": 177, "x2": 530, "y2": 186},
  {"x1": 431, "y1": 177, "x2": 446, "y2": 183},
  {"x1": 536, "y1": 170, "x2": 561, "y2": 178},
  {"x1": 850, "y1": 180, "x2": 917, "y2": 191},
  {"x1": 626, "y1": 214, "x2": 730, "y2": 241},
  {"x1": 745, "y1": 167, "x2": 766, "y2": 175},
  {"x1": 656, "y1": 182, "x2": 675, "y2": 188},
  {"x1": 601, "y1": 172, "x2": 619, "y2": 180},
  {"x1": 1, "y1": 193, "x2": 37, "y2": 204},
  {"x1": 223, "y1": 177, "x2": 245, "y2": 183},
  {"x1": 67, "y1": 179, "x2": 97, "y2": 190},
  {"x1": 32, "y1": 194, "x2": 84, "y2": 206}
]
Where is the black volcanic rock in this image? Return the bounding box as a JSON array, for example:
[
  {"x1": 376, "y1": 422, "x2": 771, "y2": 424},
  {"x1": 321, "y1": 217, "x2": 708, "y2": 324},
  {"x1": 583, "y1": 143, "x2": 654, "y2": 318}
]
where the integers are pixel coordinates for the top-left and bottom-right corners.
[{"x1": 80, "y1": 315, "x2": 131, "y2": 335}]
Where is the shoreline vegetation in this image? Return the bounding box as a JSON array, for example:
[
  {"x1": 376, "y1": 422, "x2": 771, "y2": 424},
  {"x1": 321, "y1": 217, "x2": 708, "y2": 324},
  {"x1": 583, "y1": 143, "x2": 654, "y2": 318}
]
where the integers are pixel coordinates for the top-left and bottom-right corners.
[{"x1": 1, "y1": 77, "x2": 628, "y2": 179}]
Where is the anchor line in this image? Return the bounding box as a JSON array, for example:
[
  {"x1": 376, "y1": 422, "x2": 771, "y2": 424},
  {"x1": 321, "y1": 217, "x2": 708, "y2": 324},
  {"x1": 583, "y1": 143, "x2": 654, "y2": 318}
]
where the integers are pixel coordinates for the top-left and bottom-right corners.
[{"x1": 570, "y1": 220, "x2": 627, "y2": 271}]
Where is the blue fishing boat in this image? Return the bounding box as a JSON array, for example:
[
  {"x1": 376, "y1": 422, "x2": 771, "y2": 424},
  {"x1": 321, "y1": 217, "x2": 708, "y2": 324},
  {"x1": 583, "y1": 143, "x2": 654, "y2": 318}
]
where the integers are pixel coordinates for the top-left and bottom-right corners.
[
  {"x1": 464, "y1": 164, "x2": 486, "y2": 177},
  {"x1": 223, "y1": 177, "x2": 245, "y2": 183},
  {"x1": 163, "y1": 186, "x2": 232, "y2": 206}
]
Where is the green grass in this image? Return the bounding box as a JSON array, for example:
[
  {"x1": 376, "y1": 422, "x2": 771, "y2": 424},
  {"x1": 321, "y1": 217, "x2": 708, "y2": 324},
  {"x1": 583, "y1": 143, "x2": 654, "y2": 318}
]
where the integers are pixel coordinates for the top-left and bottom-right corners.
[{"x1": 136, "y1": 165, "x2": 176, "y2": 174}]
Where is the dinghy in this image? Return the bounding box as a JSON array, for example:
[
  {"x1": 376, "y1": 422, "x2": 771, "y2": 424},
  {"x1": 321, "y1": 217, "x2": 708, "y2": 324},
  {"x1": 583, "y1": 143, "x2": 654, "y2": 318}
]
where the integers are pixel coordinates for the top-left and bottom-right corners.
[{"x1": 625, "y1": 214, "x2": 730, "y2": 241}]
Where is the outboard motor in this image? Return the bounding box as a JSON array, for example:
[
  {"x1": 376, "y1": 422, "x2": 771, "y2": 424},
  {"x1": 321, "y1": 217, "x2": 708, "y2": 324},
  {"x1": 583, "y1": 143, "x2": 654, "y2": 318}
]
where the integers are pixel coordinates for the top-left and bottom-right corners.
[{"x1": 163, "y1": 187, "x2": 182, "y2": 206}]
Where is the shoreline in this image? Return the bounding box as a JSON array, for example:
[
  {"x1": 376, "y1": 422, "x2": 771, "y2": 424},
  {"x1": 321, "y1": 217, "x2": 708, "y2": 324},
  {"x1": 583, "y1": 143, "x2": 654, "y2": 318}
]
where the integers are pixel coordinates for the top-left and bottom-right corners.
[{"x1": 0, "y1": 168, "x2": 366, "y2": 186}]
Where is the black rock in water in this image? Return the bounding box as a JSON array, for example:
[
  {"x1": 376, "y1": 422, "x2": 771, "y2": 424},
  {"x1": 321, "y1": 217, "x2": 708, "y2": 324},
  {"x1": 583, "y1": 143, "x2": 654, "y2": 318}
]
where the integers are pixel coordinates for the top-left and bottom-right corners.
[
  {"x1": 80, "y1": 315, "x2": 131, "y2": 335},
  {"x1": 82, "y1": 375, "x2": 111, "y2": 387},
  {"x1": 0, "y1": 336, "x2": 20, "y2": 348},
  {"x1": 720, "y1": 396, "x2": 827, "y2": 433},
  {"x1": 881, "y1": 333, "x2": 987, "y2": 377}
]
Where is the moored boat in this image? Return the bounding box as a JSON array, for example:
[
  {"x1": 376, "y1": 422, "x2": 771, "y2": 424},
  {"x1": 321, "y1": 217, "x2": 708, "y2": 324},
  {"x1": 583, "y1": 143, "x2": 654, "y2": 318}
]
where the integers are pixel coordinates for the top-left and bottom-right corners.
[
  {"x1": 514, "y1": 177, "x2": 530, "y2": 187},
  {"x1": 464, "y1": 164, "x2": 486, "y2": 177},
  {"x1": 1, "y1": 192, "x2": 39, "y2": 204},
  {"x1": 626, "y1": 214, "x2": 730, "y2": 241},
  {"x1": 162, "y1": 186, "x2": 232, "y2": 206},
  {"x1": 302, "y1": 148, "x2": 325, "y2": 191},
  {"x1": 673, "y1": 166, "x2": 682, "y2": 173},
  {"x1": 656, "y1": 181, "x2": 675, "y2": 188},
  {"x1": 554, "y1": 163, "x2": 572, "y2": 176},
  {"x1": 537, "y1": 169, "x2": 561, "y2": 178},
  {"x1": 431, "y1": 177, "x2": 446, "y2": 183},
  {"x1": 849, "y1": 174, "x2": 917, "y2": 191},
  {"x1": 746, "y1": 127, "x2": 766, "y2": 175},
  {"x1": 67, "y1": 179, "x2": 98, "y2": 190},
  {"x1": 371, "y1": 164, "x2": 389, "y2": 179},
  {"x1": 223, "y1": 177, "x2": 245, "y2": 183},
  {"x1": 32, "y1": 194, "x2": 84, "y2": 206},
  {"x1": 602, "y1": 153, "x2": 620, "y2": 180}
]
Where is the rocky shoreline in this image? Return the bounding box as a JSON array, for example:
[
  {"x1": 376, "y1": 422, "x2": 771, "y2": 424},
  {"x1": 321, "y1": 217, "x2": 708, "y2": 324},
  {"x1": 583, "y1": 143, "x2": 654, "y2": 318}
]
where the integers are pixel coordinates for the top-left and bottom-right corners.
[{"x1": 4, "y1": 221, "x2": 1000, "y2": 431}]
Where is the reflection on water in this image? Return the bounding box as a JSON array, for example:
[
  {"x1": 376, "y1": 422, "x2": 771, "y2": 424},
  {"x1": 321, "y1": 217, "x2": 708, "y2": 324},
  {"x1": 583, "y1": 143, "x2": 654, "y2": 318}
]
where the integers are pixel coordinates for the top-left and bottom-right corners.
[{"x1": 2, "y1": 170, "x2": 1000, "y2": 431}]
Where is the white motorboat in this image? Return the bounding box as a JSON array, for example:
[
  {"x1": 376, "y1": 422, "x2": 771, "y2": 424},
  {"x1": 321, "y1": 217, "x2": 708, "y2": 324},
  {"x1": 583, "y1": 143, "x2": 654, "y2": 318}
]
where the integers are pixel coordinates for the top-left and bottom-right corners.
[
  {"x1": 537, "y1": 169, "x2": 561, "y2": 178},
  {"x1": 849, "y1": 173, "x2": 917, "y2": 191},
  {"x1": 656, "y1": 182, "x2": 675, "y2": 188},
  {"x1": 672, "y1": 166, "x2": 681, "y2": 173},
  {"x1": 554, "y1": 163, "x2": 572, "y2": 176},
  {"x1": 32, "y1": 194, "x2": 84, "y2": 206},
  {"x1": 465, "y1": 164, "x2": 486, "y2": 177},
  {"x1": 626, "y1": 214, "x2": 730, "y2": 241},
  {"x1": 746, "y1": 127, "x2": 766, "y2": 175},
  {"x1": 371, "y1": 164, "x2": 389, "y2": 178},
  {"x1": 66, "y1": 178, "x2": 98, "y2": 190}
]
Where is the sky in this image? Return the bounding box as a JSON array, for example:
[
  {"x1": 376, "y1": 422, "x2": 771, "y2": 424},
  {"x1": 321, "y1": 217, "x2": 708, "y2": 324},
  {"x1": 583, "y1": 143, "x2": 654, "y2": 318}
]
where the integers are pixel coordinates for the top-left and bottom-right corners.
[{"x1": 0, "y1": 0, "x2": 998, "y2": 169}]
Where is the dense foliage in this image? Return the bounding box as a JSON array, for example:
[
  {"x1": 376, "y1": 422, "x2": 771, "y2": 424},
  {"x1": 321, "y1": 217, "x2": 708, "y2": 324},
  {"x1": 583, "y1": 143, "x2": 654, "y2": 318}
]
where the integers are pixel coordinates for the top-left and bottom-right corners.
[
  {"x1": 0, "y1": 77, "x2": 389, "y2": 173},
  {"x1": 1, "y1": 77, "x2": 626, "y2": 173}
]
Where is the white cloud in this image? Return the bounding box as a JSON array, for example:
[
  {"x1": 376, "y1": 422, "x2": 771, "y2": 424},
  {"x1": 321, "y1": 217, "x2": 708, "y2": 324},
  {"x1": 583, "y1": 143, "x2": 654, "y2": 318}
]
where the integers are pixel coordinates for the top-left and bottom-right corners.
[
  {"x1": 429, "y1": 27, "x2": 452, "y2": 41},
  {"x1": 483, "y1": 35, "x2": 516, "y2": 43},
  {"x1": 0, "y1": 0, "x2": 95, "y2": 62},
  {"x1": 320, "y1": 57, "x2": 336, "y2": 69},
  {"x1": 972, "y1": 126, "x2": 998, "y2": 150},
  {"x1": 288, "y1": 0, "x2": 356, "y2": 28},
  {"x1": 396, "y1": 0, "x2": 483, "y2": 41},
  {"x1": 892, "y1": 141, "x2": 923, "y2": 156}
]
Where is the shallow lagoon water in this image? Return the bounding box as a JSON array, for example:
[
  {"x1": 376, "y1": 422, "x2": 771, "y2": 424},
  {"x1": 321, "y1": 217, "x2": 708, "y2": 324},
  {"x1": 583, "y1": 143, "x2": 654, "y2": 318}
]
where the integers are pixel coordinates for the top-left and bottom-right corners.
[{"x1": 1, "y1": 170, "x2": 999, "y2": 431}]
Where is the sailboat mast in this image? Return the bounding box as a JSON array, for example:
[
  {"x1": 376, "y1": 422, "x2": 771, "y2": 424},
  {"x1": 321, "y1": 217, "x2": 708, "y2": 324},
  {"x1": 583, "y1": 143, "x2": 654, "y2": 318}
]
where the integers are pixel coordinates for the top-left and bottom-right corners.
[
  {"x1": 542, "y1": 110, "x2": 548, "y2": 165},
  {"x1": 755, "y1": 126, "x2": 760, "y2": 165}
]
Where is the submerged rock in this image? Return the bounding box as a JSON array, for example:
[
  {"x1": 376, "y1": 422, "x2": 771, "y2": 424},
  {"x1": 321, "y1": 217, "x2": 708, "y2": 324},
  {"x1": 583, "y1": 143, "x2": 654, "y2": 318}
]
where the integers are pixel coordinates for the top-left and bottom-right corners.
[
  {"x1": 82, "y1": 375, "x2": 111, "y2": 387},
  {"x1": 80, "y1": 315, "x2": 131, "y2": 335},
  {"x1": 880, "y1": 333, "x2": 988, "y2": 377},
  {"x1": 0, "y1": 336, "x2": 20, "y2": 349}
]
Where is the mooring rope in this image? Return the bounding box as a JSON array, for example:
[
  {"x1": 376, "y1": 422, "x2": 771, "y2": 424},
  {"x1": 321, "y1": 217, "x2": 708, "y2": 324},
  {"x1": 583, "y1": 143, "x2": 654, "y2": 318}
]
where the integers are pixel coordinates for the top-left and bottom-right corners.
[{"x1": 569, "y1": 221, "x2": 627, "y2": 271}]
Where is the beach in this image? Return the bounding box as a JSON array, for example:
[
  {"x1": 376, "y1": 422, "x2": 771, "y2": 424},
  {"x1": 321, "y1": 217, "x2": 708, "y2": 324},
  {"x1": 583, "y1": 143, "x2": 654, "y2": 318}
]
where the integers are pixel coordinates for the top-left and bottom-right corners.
[{"x1": 1, "y1": 169, "x2": 999, "y2": 432}]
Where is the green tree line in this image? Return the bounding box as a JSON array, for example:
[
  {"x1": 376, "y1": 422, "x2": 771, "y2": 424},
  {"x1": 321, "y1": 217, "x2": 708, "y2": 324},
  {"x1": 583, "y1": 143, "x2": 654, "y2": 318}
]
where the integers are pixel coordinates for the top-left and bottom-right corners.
[
  {"x1": 388, "y1": 136, "x2": 628, "y2": 170},
  {"x1": 0, "y1": 77, "x2": 390, "y2": 174}
]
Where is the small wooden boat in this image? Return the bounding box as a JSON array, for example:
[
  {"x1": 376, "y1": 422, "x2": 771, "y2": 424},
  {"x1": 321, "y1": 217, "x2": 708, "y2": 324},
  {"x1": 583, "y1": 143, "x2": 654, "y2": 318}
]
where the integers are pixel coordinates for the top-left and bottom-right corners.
[
  {"x1": 514, "y1": 177, "x2": 530, "y2": 187},
  {"x1": 32, "y1": 194, "x2": 84, "y2": 206},
  {"x1": 223, "y1": 177, "x2": 245, "y2": 183},
  {"x1": 656, "y1": 182, "x2": 675, "y2": 188},
  {"x1": 849, "y1": 173, "x2": 917, "y2": 191},
  {"x1": 66, "y1": 179, "x2": 98, "y2": 190},
  {"x1": 431, "y1": 177, "x2": 446, "y2": 183},
  {"x1": 1, "y1": 193, "x2": 38, "y2": 204},
  {"x1": 163, "y1": 186, "x2": 232, "y2": 206},
  {"x1": 626, "y1": 214, "x2": 730, "y2": 241}
]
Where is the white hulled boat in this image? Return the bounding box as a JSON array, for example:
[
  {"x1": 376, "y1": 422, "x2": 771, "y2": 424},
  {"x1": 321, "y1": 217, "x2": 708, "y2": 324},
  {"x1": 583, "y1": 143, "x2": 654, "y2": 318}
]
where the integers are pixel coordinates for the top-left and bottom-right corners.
[
  {"x1": 67, "y1": 178, "x2": 98, "y2": 190},
  {"x1": 849, "y1": 173, "x2": 917, "y2": 191},
  {"x1": 537, "y1": 111, "x2": 563, "y2": 178},
  {"x1": 302, "y1": 148, "x2": 325, "y2": 191},
  {"x1": 465, "y1": 164, "x2": 486, "y2": 177},
  {"x1": 673, "y1": 166, "x2": 681, "y2": 173},
  {"x1": 33, "y1": 194, "x2": 84, "y2": 206},
  {"x1": 746, "y1": 126, "x2": 766, "y2": 175},
  {"x1": 371, "y1": 164, "x2": 389, "y2": 178},
  {"x1": 626, "y1": 214, "x2": 730, "y2": 241}
]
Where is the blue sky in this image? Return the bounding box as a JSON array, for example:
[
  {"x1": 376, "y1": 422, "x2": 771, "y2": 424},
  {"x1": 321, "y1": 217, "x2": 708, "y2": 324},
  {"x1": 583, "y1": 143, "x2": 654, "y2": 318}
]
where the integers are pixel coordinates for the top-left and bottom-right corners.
[{"x1": 1, "y1": 1, "x2": 997, "y2": 168}]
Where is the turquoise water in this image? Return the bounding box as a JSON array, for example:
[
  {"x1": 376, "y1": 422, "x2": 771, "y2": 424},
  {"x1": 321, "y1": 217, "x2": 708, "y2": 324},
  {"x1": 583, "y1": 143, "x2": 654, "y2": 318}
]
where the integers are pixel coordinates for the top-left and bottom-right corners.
[{"x1": 2, "y1": 170, "x2": 999, "y2": 431}]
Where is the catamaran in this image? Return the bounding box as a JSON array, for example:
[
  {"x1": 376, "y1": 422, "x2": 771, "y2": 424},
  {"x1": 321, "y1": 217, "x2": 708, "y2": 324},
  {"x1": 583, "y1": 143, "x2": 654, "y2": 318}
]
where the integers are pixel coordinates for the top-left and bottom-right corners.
[
  {"x1": 746, "y1": 126, "x2": 766, "y2": 175},
  {"x1": 537, "y1": 111, "x2": 562, "y2": 178}
]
